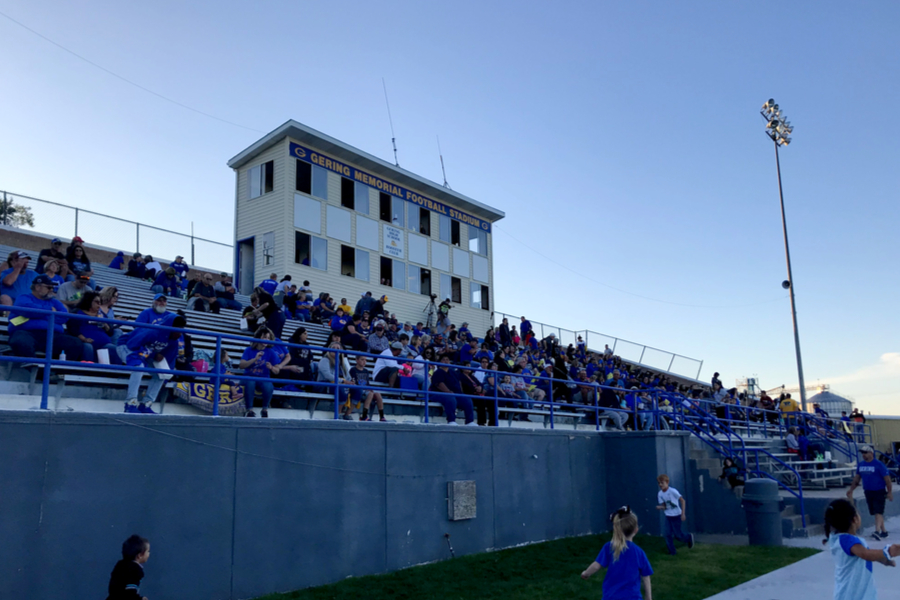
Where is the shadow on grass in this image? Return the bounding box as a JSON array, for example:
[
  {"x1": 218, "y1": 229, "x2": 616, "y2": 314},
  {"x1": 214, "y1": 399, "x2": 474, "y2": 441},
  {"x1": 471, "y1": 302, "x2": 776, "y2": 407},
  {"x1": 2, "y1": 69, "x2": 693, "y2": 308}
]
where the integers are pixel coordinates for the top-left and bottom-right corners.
[{"x1": 256, "y1": 533, "x2": 818, "y2": 600}]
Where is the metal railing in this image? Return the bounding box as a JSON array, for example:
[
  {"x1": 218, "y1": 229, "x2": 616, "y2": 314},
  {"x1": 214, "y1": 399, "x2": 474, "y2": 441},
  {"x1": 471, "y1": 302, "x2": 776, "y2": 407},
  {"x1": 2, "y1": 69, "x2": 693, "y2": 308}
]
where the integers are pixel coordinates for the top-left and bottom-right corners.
[
  {"x1": 1, "y1": 189, "x2": 232, "y2": 272},
  {"x1": 492, "y1": 311, "x2": 704, "y2": 380},
  {"x1": 7, "y1": 307, "x2": 857, "y2": 528}
]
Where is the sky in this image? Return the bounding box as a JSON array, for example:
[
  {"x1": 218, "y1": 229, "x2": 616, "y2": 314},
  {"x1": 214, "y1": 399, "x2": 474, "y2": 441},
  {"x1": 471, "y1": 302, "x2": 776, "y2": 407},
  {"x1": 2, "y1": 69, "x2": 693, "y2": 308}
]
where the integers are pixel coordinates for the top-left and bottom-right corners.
[{"x1": 1, "y1": 1, "x2": 898, "y2": 413}]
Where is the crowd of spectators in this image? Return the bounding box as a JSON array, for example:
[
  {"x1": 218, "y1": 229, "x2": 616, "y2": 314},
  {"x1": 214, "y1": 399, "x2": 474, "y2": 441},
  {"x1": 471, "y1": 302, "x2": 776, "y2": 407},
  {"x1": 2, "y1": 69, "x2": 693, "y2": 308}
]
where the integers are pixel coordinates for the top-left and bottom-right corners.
[{"x1": 2, "y1": 243, "x2": 875, "y2": 440}]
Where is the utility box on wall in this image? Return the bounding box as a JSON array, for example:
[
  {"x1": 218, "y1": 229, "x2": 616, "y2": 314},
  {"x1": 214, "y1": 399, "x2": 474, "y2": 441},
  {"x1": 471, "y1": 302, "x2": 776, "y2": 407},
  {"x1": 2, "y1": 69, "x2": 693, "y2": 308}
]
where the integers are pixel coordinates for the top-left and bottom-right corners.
[{"x1": 448, "y1": 480, "x2": 477, "y2": 520}]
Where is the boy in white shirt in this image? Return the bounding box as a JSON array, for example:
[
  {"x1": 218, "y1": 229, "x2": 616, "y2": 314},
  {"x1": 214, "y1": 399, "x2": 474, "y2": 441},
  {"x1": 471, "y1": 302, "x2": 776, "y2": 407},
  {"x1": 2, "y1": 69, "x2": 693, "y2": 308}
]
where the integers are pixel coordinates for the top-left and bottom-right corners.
[{"x1": 656, "y1": 474, "x2": 695, "y2": 555}]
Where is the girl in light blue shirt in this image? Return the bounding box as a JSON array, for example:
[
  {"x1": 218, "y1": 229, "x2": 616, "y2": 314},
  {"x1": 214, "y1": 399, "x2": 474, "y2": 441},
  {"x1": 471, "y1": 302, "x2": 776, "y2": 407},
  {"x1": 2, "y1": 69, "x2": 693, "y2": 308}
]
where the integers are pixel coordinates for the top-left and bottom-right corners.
[{"x1": 824, "y1": 499, "x2": 899, "y2": 600}]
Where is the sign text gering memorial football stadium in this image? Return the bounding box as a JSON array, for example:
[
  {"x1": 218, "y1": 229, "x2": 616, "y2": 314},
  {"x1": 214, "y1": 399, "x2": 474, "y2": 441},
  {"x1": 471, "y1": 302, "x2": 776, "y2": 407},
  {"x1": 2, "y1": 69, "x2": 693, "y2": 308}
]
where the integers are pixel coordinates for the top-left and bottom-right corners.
[{"x1": 290, "y1": 142, "x2": 491, "y2": 232}]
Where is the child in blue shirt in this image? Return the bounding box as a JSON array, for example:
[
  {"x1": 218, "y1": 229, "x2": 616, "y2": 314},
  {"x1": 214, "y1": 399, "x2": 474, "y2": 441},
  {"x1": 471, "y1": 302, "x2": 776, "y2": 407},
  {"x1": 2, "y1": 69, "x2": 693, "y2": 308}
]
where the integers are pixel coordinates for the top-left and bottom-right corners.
[
  {"x1": 823, "y1": 499, "x2": 899, "y2": 600},
  {"x1": 582, "y1": 506, "x2": 653, "y2": 600},
  {"x1": 238, "y1": 327, "x2": 281, "y2": 418}
]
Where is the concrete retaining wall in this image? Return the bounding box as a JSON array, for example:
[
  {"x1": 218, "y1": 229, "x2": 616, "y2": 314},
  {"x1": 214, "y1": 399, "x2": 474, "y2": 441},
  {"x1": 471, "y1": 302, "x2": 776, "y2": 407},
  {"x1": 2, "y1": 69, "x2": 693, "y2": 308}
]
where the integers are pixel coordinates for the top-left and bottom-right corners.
[{"x1": 0, "y1": 413, "x2": 692, "y2": 600}]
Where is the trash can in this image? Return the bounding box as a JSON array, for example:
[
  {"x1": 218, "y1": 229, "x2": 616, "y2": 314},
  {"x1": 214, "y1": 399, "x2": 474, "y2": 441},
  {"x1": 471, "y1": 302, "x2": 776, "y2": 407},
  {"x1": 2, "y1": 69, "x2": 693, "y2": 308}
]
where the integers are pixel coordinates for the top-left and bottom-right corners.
[{"x1": 741, "y1": 479, "x2": 785, "y2": 546}]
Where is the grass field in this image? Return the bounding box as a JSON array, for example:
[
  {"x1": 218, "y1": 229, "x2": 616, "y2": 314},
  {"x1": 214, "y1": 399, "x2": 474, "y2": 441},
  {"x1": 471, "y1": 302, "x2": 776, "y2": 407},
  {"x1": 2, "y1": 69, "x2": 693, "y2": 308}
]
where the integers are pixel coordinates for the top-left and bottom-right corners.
[{"x1": 256, "y1": 533, "x2": 818, "y2": 600}]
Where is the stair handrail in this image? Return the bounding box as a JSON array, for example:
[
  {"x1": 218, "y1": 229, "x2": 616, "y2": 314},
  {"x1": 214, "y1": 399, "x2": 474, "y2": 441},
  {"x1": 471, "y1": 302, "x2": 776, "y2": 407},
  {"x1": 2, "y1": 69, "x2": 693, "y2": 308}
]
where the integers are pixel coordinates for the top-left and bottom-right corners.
[{"x1": 661, "y1": 391, "x2": 807, "y2": 528}]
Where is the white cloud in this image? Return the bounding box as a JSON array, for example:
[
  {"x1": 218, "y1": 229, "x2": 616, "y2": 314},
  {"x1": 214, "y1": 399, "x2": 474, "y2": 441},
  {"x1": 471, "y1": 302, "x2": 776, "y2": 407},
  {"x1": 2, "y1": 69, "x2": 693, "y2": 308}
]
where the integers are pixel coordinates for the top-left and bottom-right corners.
[
  {"x1": 827, "y1": 352, "x2": 900, "y2": 386},
  {"x1": 816, "y1": 353, "x2": 900, "y2": 415}
]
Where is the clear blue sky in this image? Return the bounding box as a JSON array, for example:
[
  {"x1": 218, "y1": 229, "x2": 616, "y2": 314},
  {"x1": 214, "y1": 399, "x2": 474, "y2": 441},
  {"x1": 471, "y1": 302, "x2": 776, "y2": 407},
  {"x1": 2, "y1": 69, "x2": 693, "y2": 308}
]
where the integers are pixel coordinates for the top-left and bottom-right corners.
[{"x1": 1, "y1": 1, "x2": 898, "y2": 412}]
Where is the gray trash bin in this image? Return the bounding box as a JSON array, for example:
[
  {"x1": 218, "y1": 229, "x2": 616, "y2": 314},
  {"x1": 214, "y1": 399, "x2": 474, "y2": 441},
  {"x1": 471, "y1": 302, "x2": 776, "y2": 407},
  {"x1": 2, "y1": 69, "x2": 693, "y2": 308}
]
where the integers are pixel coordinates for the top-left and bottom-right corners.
[{"x1": 741, "y1": 479, "x2": 785, "y2": 546}]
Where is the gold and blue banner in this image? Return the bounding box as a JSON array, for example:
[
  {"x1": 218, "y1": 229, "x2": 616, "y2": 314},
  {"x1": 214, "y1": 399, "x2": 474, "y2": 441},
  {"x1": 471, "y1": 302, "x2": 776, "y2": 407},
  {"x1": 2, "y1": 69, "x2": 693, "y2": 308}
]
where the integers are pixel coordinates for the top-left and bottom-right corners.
[{"x1": 290, "y1": 142, "x2": 491, "y2": 232}]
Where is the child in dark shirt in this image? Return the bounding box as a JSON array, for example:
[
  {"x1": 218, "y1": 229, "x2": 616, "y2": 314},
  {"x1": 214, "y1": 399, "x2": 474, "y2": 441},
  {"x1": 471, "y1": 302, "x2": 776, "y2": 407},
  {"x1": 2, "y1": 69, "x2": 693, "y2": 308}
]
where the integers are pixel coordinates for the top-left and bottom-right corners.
[
  {"x1": 107, "y1": 534, "x2": 150, "y2": 600},
  {"x1": 348, "y1": 355, "x2": 385, "y2": 421}
]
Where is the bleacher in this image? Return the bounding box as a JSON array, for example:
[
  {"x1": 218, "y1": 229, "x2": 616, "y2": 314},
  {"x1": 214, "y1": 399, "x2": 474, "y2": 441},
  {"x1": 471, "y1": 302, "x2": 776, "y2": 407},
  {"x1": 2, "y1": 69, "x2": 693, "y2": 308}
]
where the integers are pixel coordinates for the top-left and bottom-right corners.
[{"x1": 0, "y1": 244, "x2": 592, "y2": 428}]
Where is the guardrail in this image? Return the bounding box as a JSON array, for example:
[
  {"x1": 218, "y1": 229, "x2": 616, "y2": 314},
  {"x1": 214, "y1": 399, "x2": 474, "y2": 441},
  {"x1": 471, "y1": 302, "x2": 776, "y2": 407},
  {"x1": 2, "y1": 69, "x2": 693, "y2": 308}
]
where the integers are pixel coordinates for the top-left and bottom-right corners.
[
  {"x1": 1, "y1": 189, "x2": 232, "y2": 272},
  {"x1": 491, "y1": 311, "x2": 704, "y2": 381}
]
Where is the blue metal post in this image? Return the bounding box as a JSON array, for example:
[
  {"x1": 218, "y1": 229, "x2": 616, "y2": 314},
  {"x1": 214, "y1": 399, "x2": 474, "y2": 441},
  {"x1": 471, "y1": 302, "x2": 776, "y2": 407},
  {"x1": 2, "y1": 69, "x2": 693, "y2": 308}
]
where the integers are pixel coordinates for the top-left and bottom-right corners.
[
  {"x1": 333, "y1": 349, "x2": 340, "y2": 420},
  {"x1": 212, "y1": 336, "x2": 222, "y2": 416},
  {"x1": 40, "y1": 314, "x2": 55, "y2": 409},
  {"x1": 493, "y1": 373, "x2": 499, "y2": 426},
  {"x1": 423, "y1": 360, "x2": 430, "y2": 423},
  {"x1": 548, "y1": 379, "x2": 554, "y2": 430}
]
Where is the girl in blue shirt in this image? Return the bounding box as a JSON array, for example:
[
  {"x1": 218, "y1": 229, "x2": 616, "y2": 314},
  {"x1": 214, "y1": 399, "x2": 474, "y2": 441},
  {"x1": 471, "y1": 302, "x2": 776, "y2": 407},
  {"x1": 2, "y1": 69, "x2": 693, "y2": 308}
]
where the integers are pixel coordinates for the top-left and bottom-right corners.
[
  {"x1": 238, "y1": 327, "x2": 280, "y2": 418},
  {"x1": 582, "y1": 506, "x2": 653, "y2": 600},
  {"x1": 823, "y1": 499, "x2": 899, "y2": 600}
]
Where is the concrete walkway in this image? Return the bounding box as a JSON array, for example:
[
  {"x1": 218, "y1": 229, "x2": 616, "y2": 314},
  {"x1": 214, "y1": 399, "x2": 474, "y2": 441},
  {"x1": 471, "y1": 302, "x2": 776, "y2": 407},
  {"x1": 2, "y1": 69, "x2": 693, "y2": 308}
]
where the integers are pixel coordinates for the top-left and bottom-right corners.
[{"x1": 704, "y1": 515, "x2": 900, "y2": 599}]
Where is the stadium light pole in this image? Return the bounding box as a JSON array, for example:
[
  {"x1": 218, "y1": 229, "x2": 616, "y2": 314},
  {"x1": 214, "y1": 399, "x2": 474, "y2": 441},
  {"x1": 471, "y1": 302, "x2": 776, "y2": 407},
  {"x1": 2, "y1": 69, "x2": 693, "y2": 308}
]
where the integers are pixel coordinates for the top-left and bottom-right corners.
[{"x1": 761, "y1": 99, "x2": 808, "y2": 412}]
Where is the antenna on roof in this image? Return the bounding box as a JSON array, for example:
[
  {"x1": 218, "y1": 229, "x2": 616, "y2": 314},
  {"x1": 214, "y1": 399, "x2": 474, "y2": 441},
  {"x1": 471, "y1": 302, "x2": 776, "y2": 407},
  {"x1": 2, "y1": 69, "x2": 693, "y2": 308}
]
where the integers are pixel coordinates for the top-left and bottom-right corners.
[
  {"x1": 437, "y1": 135, "x2": 451, "y2": 189},
  {"x1": 382, "y1": 78, "x2": 399, "y2": 166}
]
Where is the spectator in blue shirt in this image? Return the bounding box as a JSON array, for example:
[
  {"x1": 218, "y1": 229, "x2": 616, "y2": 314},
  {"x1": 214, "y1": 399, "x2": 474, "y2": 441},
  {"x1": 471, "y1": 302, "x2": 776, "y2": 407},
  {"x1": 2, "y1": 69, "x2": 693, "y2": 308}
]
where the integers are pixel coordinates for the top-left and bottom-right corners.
[
  {"x1": 847, "y1": 445, "x2": 893, "y2": 540},
  {"x1": 136, "y1": 294, "x2": 172, "y2": 326},
  {"x1": 1, "y1": 250, "x2": 38, "y2": 308},
  {"x1": 116, "y1": 313, "x2": 185, "y2": 414},
  {"x1": 429, "y1": 355, "x2": 475, "y2": 425},
  {"x1": 238, "y1": 327, "x2": 281, "y2": 418},
  {"x1": 170, "y1": 256, "x2": 189, "y2": 278},
  {"x1": 257, "y1": 273, "x2": 278, "y2": 296},
  {"x1": 151, "y1": 267, "x2": 181, "y2": 298},
  {"x1": 8, "y1": 274, "x2": 84, "y2": 360},
  {"x1": 108, "y1": 251, "x2": 125, "y2": 270}
]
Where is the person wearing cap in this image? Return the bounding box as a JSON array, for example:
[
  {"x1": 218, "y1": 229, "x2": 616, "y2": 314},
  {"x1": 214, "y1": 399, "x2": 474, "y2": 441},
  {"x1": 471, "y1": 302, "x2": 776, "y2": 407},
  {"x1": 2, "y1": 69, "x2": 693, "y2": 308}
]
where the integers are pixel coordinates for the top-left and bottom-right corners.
[
  {"x1": 151, "y1": 267, "x2": 181, "y2": 299},
  {"x1": 170, "y1": 255, "x2": 189, "y2": 279},
  {"x1": 56, "y1": 275, "x2": 91, "y2": 311},
  {"x1": 372, "y1": 295, "x2": 388, "y2": 319},
  {"x1": 136, "y1": 294, "x2": 173, "y2": 326},
  {"x1": 126, "y1": 252, "x2": 146, "y2": 279},
  {"x1": 117, "y1": 312, "x2": 186, "y2": 414},
  {"x1": 373, "y1": 341, "x2": 404, "y2": 387},
  {"x1": 847, "y1": 445, "x2": 893, "y2": 540},
  {"x1": 1, "y1": 250, "x2": 38, "y2": 308},
  {"x1": 7, "y1": 274, "x2": 84, "y2": 360},
  {"x1": 108, "y1": 251, "x2": 125, "y2": 270},
  {"x1": 429, "y1": 354, "x2": 476, "y2": 426},
  {"x1": 367, "y1": 322, "x2": 391, "y2": 355},
  {"x1": 64, "y1": 244, "x2": 95, "y2": 288},
  {"x1": 187, "y1": 273, "x2": 221, "y2": 314},
  {"x1": 65, "y1": 235, "x2": 85, "y2": 256},
  {"x1": 35, "y1": 238, "x2": 66, "y2": 274},
  {"x1": 213, "y1": 273, "x2": 242, "y2": 311}
]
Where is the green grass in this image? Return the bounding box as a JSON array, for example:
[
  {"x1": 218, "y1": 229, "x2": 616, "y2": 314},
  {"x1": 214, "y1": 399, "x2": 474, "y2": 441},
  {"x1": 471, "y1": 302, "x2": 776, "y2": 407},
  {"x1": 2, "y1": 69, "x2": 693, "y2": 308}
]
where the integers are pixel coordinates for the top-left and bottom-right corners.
[{"x1": 255, "y1": 534, "x2": 818, "y2": 600}]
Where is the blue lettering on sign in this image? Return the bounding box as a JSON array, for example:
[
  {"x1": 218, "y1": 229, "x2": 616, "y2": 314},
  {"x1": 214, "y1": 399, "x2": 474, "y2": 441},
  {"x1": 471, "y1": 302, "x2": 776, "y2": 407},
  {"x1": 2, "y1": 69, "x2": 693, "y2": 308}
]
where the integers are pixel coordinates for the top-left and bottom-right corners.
[{"x1": 290, "y1": 142, "x2": 490, "y2": 232}]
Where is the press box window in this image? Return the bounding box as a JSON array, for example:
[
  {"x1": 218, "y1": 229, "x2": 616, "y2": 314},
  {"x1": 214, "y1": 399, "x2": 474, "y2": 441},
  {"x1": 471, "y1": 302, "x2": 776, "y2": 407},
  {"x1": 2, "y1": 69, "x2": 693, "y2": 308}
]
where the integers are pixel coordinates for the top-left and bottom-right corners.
[
  {"x1": 249, "y1": 160, "x2": 274, "y2": 199},
  {"x1": 471, "y1": 284, "x2": 489, "y2": 310},
  {"x1": 468, "y1": 225, "x2": 488, "y2": 256},
  {"x1": 451, "y1": 277, "x2": 462, "y2": 304},
  {"x1": 380, "y1": 256, "x2": 393, "y2": 287},
  {"x1": 296, "y1": 160, "x2": 328, "y2": 200},
  {"x1": 341, "y1": 245, "x2": 355, "y2": 277},
  {"x1": 452, "y1": 220, "x2": 460, "y2": 246},
  {"x1": 296, "y1": 161, "x2": 311, "y2": 194},
  {"x1": 295, "y1": 232, "x2": 327, "y2": 271},
  {"x1": 379, "y1": 193, "x2": 391, "y2": 222},
  {"x1": 341, "y1": 177, "x2": 354, "y2": 210},
  {"x1": 340, "y1": 245, "x2": 368, "y2": 281},
  {"x1": 419, "y1": 208, "x2": 431, "y2": 236}
]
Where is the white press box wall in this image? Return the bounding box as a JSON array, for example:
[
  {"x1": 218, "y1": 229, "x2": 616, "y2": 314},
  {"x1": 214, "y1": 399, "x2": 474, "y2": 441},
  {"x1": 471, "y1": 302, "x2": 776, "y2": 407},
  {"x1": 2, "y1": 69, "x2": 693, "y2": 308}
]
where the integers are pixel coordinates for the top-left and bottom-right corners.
[{"x1": 231, "y1": 124, "x2": 502, "y2": 335}]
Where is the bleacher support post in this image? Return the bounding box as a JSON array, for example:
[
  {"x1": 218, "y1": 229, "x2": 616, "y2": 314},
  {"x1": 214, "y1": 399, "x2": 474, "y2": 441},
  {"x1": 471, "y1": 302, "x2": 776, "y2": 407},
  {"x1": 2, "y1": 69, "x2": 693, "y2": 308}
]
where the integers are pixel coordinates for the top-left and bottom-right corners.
[
  {"x1": 40, "y1": 314, "x2": 55, "y2": 410},
  {"x1": 493, "y1": 380, "x2": 499, "y2": 427},
  {"x1": 423, "y1": 367, "x2": 429, "y2": 424},
  {"x1": 212, "y1": 336, "x2": 222, "y2": 416}
]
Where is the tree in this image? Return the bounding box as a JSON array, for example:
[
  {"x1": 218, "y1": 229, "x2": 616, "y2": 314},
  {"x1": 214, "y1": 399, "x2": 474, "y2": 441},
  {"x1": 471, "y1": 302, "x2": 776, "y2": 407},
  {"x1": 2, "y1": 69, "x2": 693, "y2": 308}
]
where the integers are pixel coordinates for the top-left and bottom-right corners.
[{"x1": 0, "y1": 198, "x2": 35, "y2": 228}]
